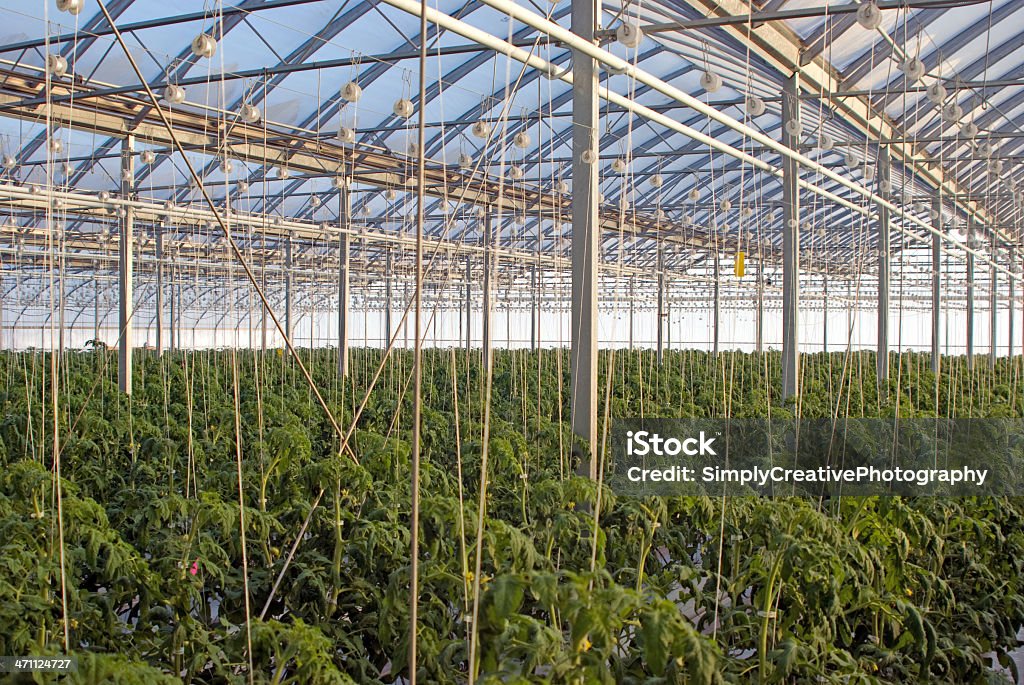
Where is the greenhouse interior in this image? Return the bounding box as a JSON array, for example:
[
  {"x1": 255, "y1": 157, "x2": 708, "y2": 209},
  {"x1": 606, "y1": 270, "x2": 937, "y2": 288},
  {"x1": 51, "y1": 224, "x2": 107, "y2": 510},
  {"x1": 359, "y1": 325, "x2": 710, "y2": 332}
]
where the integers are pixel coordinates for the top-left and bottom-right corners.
[{"x1": 1, "y1": 0, "x2": 1024, "y2": 682}]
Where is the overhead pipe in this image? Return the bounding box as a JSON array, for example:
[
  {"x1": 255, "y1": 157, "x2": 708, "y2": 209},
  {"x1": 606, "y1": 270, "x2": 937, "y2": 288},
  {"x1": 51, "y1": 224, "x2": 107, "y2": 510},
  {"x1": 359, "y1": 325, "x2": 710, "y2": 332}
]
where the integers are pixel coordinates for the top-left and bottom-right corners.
[
  {"x1": 0, "y1": 183, "x2": 734, "y2": 283},
  {"x1": 0, "y1": 179, "x2": 775, "y2": 274},
  {"x1": 613, "y1": 0, "x2": 989, "y2": 34},
  {"x1": 378, "y1": 0, "x2": 1017, "y2": 280},
  {"x1": 0, "y1": 183, "x2": 581, "y2": 273},
  {"x1": 476, "y1": 0, "x2": 1010, "y2": 241}
]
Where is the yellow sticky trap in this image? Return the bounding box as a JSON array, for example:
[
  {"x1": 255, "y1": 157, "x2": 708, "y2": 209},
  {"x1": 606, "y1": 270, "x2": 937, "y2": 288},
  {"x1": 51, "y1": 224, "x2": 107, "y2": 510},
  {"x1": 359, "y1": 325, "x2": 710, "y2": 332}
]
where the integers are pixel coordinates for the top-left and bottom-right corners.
[{"x1": 734, "y1": 250, "x2": 746, "y2": 277}]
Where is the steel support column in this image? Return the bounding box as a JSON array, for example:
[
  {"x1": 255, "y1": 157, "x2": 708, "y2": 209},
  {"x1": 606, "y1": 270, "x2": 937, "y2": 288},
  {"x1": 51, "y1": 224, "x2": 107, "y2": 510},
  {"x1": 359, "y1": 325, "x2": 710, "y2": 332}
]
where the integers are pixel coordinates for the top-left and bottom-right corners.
[
  {"x1": 530, "y1": 265, "x2": 538, "y2": 351},
  {"x1": 877, "y1": 147, "x2": 891, "y2": 387},
  {"x1": 403, "y1": 282, "x2": 410, "y2": 350},
  {"x1": 713, "y1": 252, "x2": 720, "y2": 357},
  {"x1": 536, "y1": 268, "x2": 543, "y2": 349},
  {"x1": 284, "y1": 232, "x2": 294, "y2": 343},
  {"x1": 1010, "y1": 247, "x2": 1016, "y2": 360},
  {"x1": 155, "y1": 227, "x2": 164, "y2": 356},
  {"x1": 570, "y1": 0, "x2": 599, "y2": 476},
  {"x1": 464, "y1": 256, "x2": 471, "y2": 353},
  {"x1": 657, "y1": 249, "x2": 665, "y2": 364},
  {"x1": 628, "y1": 276, "x2": 635, "y2": 352},
  {"x1": 385, "y1": 249, "x2": 393, "y2": 346},
  {"x1": 931, "y1": 196, "x2": 941, "y2": 373},
  {"x1": 822, "y1": 275, "x2": 828, "y2": 353},
  {"x1": 432, "y1": 302, "x2": 439, "y2": 345},
  {"x1": 118, "y1": 135, "x2": 134, "y2": 394},
  {"x1": 93, "y1": 260, "x2": 100, "y2": 344},
  {"x1": 169, "y1": 257, "x2": 176, "y2": 352},
  {"x1": 666, "y1": 279, "x2": 672, "y2": 351},
  {"x1": 781, "y1": 73, "x2": 800, "y2": 400},
  {"x1": 182, "y1": 277, "x2": 188, "y2": 348},
  {"x1": 260, "y1": 265, "x2": 267, "y2": 352},
  {"x1": 990, "y1": 234, "x2": 998, "y2": 369},
  {"x1": 847, "y1": 281, "x2": 853, "y2": 343},
  {"x1": 967, "y1": 222, "x2": 975, "y2": 370},
  {"x1": 505, "y1": 305, "x2": 511, "y2": 349},
  {"x1": 756, "y1": 269, "x2": 764, "y2": 354},
  {"x1": 338, "y1": 185, "x2": 351, "y2": 377},
  {"x1": 482, "y1": 214, "x2": 493, "y2": 371},
  {"x1": 58, "y1": 251, "x2": 65, "y2": 351}
]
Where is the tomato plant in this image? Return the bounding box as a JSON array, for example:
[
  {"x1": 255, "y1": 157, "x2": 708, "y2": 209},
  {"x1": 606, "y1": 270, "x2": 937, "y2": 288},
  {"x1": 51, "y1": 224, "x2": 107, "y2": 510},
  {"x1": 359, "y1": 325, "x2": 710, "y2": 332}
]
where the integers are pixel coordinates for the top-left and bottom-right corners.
[{"x1": 0, "y1": 348, "x2": 1021, "y2": 683}]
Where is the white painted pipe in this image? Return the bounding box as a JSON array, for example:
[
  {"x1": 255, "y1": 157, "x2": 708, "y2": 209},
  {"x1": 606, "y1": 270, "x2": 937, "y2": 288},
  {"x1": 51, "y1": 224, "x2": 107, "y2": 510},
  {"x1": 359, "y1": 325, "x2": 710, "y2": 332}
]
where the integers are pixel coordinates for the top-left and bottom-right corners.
[
  {"x1": 473, "y1": 0, "x2": 1005, "y2": 242},
  {"x1": 378, "y1": 0, "x2": 1016, "y2": 279},
  {"x1": 0, "y1": 182, "x2": 516, "y2": 260},
  {"x1": 0, "y1": 183, "x2": 677, "y2": 281}
]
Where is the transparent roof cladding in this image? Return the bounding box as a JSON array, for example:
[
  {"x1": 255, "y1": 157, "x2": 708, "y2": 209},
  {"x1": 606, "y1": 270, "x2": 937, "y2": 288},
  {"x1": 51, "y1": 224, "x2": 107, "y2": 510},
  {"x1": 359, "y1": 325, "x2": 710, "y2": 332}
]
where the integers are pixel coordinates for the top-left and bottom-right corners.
[{"x1": 0, "y1": 0, "x2": 1019, "y2": 266}]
